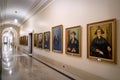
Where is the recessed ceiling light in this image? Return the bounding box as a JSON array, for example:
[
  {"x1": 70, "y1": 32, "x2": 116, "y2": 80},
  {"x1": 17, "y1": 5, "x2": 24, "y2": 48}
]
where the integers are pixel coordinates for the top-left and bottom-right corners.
[
  {"x1": 14, "y1": 19, "x2": 18, "y2": 23},
  {"x1": 15, "y1": 11, "x2": 17, "y2": 13},
  {"x1": 10, "y1": 27, "x2": 12, "y2": 30}
]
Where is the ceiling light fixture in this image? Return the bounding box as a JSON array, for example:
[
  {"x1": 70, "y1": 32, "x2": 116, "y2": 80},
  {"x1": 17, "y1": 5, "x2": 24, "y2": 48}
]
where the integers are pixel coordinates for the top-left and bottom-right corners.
[
  {"x1": 15, "y1": 11, "x2": 17, "y2": 13},
  {"x1": 14, "y1": 19, "x2": 18, "y2": 24},
  {"x1": 10, "y1": 27, "x2": 12, "y2": 30}
]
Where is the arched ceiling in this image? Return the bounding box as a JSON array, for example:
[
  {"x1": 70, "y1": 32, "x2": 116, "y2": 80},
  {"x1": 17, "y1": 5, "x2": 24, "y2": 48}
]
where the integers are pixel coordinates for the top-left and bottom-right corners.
[{"x1": 0, "y1": 0, "x2": 53, "y2": 27}]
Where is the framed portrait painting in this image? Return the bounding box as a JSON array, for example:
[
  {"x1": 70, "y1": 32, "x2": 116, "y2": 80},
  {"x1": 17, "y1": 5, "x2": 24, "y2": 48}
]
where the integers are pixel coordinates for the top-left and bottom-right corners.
[
  {"x1": 37, "y1": 33, "x2": 43, "y2": 48},
  {"x1": 34, "y1": 33, "x2": 38, "y2": 47},
  {"x1": 52, "y1": 25, "x2": 63, "y2": 53},
  {"x1": 22, "y1": 36, "x2": 24, "y2": 45},
  {"x1": 21, "y1": 37, "x2": 23, "y2": 45},
  {"x1": 44, "y1": 31, "x2": 50, "y2": 50},
  {"x1": 87, "y1": 19, "x2": 116, "y2": 63},
  {"x1": 66, "y1": 26, "x2": 82, "y2": 57}
]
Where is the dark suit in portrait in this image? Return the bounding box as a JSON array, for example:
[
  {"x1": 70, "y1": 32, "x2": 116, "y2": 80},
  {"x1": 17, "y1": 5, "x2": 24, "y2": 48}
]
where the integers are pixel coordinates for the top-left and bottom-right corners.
[
  {"x1": 38, "y1": 34, "x2": 42, "y2": 48},
  {"x1": 44, "y1": 34, "x2": 49, "y2": 49},
  {"x1": 54, "y1": 34, "x2": 60, "y2": 50},
  {"x1": 38, "y1": 40, "x2": 42, "y2": 48},
  {"x1": 67, "y1": 31, "x2": 79, "y2": 53},
  {"x1": 90, "y1": 26, "x2": 112, "y2": 59}
]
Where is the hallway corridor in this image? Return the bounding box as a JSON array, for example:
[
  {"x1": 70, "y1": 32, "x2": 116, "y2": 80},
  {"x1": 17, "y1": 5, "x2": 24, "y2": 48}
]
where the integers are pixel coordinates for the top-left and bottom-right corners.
[
  {"x1": 0, "y1": 0, "x2": 120, "y2": 80},
  {"x1": 1, "y1": 45, "x2": 79, "y2": 80}
]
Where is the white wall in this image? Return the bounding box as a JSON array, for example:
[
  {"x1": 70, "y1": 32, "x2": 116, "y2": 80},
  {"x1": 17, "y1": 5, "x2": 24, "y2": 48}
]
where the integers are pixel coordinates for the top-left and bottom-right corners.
[{"x1": 20, "y1": 0, "x2": 120, "y2": 80}]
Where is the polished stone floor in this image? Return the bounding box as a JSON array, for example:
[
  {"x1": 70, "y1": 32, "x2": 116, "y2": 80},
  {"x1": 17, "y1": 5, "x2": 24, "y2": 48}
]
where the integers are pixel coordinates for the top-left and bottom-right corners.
[{"x1": 1, "y1": 45, "x2": 80, "y2": 80}]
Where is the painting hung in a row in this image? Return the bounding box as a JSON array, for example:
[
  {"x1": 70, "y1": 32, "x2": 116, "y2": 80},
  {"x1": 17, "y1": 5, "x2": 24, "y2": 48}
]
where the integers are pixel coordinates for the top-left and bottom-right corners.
[
  {"x1": 66, "y1": 26, "x2": 82, "y2": 57},
  {"x1": 34, "y1": 32, "x2": 50, "y2": 50},
  {"x1": 87, "y1": 19, "x2": 116, "y2": 63},
  {"x1": 44, "y1": 31, "x2": 50, "y2": 50},
  {"x1": 31, "y1": 18, "x2": 117, "y2": 64},
  {"x1": 20, "y1": 36, "x2": 28, "y2": 46},
  {"x1": 52, "y1": 25, "x2": 63, "y2": 53},
  {"x1": 38, "y1": 33, "x2": 43, "y2": 48}
]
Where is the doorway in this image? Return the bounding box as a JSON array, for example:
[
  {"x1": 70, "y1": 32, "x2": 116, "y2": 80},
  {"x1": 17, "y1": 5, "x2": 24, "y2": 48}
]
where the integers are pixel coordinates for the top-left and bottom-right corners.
[
  {"x1": 2, "y1": 27, "x2": 18, "y2": 52},
  {"x1": 29, "y1": 33, "x2": 33, "y2": 54}
]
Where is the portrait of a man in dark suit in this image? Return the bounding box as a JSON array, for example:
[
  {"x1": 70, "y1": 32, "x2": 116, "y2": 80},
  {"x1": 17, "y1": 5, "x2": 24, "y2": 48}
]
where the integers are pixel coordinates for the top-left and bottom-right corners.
[
  {"x1": 52, "y1": 25, "x2": 63, "y2": 53},
  {"x1": 44, "y1": 32, "x2": 50, "y2": 49},
  {"x1": 53, "y1": 29, "x2": 61, "y2": 50},
  {"x1": 38, "y1": 33, "x2": 43, "y2": 48}
]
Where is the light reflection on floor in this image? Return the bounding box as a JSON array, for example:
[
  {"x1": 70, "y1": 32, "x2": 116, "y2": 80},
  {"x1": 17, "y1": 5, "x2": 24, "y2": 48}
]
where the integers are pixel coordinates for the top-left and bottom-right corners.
[{"x1": 1, "y1": 44, "x2": 79, "y2": 80}]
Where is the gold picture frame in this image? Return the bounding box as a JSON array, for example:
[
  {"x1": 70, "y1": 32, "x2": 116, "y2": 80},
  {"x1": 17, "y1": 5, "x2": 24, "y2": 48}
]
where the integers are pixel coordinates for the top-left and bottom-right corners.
[
  {"x1": 65, "y1": 26, "x2": 82, "y2": 57},
  {"x1": 87, "y1": 19, "x2": 117, "y2": 63},
  {"x1": 37, "y1": 33, "x2": 43, "y2": 48},
  {"x1": 20, "y1": 36, "x2": 28, "y2": 46},
  {"x1": 44, "y1": 31, "x2": 50, "y2": 50},
  {"x1": 52, "y1": 25, "x2": 63, "y2": 53}
]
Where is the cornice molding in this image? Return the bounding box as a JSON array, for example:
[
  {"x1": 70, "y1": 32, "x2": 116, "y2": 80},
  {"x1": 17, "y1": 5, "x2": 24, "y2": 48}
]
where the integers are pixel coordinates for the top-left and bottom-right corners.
[
  {"x1": 21, "y1": 0, "x2": 54, "y2": 27},
  {"x1": 28, "y1": 0, "x2": 42, "y2": 12}
]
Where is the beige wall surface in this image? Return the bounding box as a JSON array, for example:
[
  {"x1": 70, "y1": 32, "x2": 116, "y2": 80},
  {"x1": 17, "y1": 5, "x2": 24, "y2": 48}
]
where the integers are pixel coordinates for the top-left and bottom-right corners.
[{"x1": 20, "y1": 0, "x2": 120, "y2": 80}]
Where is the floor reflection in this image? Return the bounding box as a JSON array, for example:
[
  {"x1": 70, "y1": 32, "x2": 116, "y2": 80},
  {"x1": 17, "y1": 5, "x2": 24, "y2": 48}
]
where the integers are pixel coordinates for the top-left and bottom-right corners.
[
  {"x1": 2, "y1": 44, "x2": 18, "y2": 80},
  {"x1": 2, "y1": 44, "x2": 14, "y2": 70},
  {"x1": 1, "y1": 45, "x2": 76, "y2": 80}
]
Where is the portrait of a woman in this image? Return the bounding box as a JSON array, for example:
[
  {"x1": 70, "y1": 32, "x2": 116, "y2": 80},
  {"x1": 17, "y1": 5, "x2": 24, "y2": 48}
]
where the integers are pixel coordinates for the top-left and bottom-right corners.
[{"x1": 90, "y1": 26, "x2": 112, "y2": 59}]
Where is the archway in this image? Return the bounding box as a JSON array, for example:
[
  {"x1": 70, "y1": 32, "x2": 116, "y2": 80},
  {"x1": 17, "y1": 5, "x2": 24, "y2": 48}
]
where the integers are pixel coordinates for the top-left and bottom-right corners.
[
  {"x1": 1, "y1": 27, "x2": 19, "y2": 71},
  {"x1": 2, "y1": 27, "x2": 18, "y2": 52}
]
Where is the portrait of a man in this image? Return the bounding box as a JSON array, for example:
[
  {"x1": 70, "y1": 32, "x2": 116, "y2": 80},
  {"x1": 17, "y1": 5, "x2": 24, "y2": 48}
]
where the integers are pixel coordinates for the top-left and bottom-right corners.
[
  {"x1": 38, "y1": 33, "x2": 43, "y2": 48},
  {"x1": 44, "y1": 32, "x2": 50, "y2": 50},
  {"x1": 87, "y1": 19, "x2": 116, "y2": 63},
  {"x1": 66, "y1": 26, "x2": 81, "y2": 56},
  {"x1": 52, "y1": 25, "x2": 63, "y2": 53}
]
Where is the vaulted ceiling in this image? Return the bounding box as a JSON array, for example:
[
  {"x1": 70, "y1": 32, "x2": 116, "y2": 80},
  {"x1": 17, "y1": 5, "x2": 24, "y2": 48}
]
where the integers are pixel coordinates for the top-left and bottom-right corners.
[{"x1": 0, "y1": 0, "x2": 53, "y2": 27}]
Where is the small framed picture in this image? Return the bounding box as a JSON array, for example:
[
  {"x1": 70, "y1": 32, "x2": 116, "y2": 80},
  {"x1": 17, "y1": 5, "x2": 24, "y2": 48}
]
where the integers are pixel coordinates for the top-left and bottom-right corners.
[
  {"x1": 87, "y1": 19, "x2": 116, "y2": 63},
  {"x1": 37, "y1": 33, "x2": 43, "y2": 48},
  {"x1": 23, "y1": 36, "x2": 26, "y2": 45},
  {"x1": 44, "y1": 31, "x2": 50, "y2": 50},
  {"x1": 52, "y1": 25, "x2": 63, "y2": 53},
  {"x1": 66, "y1": 26, "x2": 82, "y2": 57}
]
